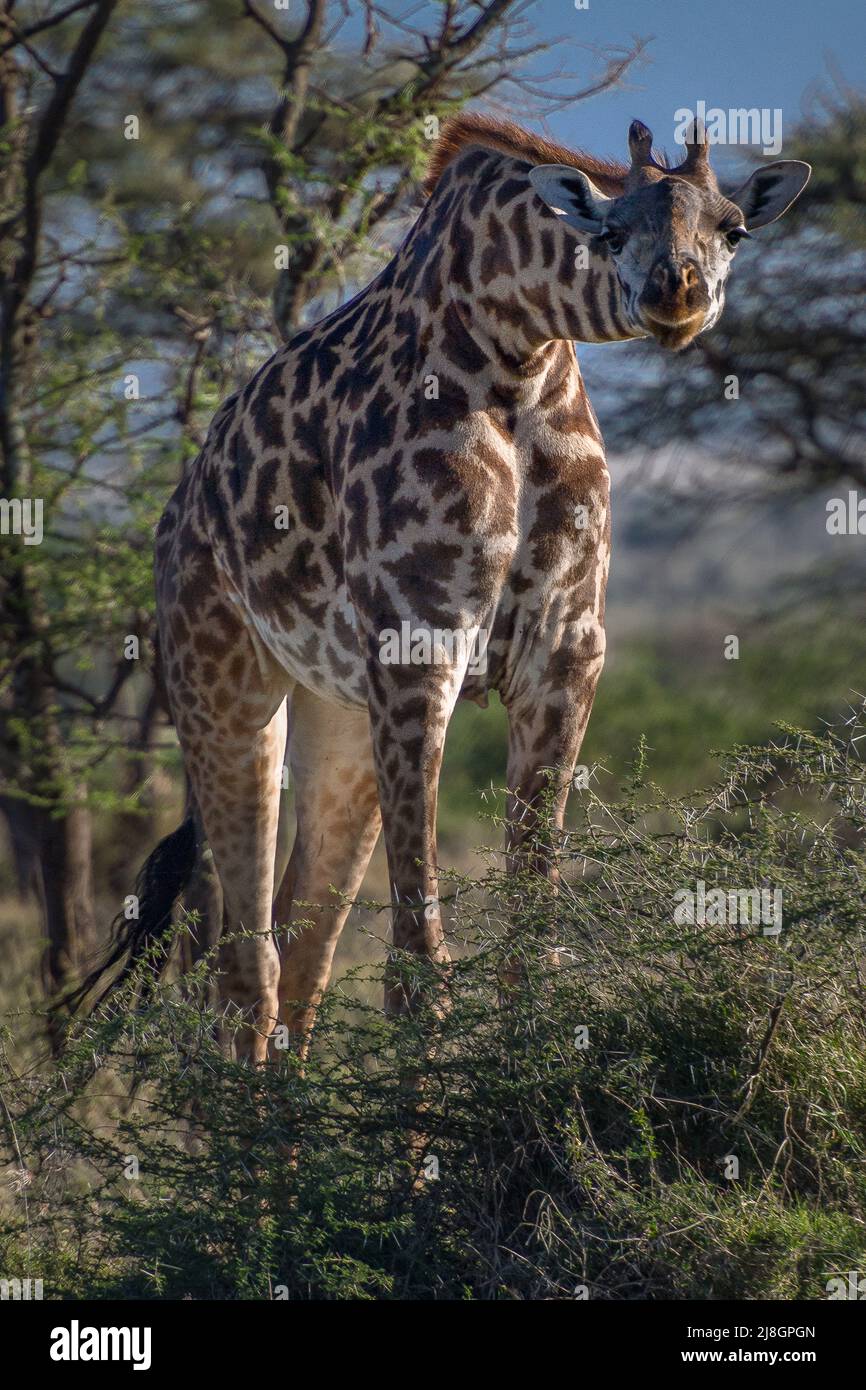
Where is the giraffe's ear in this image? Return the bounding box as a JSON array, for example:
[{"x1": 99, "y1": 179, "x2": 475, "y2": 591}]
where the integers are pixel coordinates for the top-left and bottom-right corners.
[
  {"x1": 729, "y1": 161, "x2": 811, "y2": 228},
  {"x1": 528, "y1": 164, "x2": 612, "y2": 233}
]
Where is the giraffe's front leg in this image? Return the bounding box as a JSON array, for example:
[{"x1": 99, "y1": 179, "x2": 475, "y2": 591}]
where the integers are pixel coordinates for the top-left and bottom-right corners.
[
  {"x1": 504, "y1": 637, "x2": 605, "y2": 876},
  {"x1": 365, "y1": 650, "x2": 459, "y2": 1016},
  {"x1": 500, "y1": 631, "x2": 605, "y2": 986}
]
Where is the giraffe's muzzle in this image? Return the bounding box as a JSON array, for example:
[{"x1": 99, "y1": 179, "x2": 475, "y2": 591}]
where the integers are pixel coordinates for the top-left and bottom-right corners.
[{"x1": 638, "y1": 254, "x2": 711, "y2": 348}]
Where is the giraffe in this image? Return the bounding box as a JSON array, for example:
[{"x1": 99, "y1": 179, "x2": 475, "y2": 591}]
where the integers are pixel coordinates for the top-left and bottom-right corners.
[{"x1": 111, "y1": 114, "x2": 810, "y2": 1061}]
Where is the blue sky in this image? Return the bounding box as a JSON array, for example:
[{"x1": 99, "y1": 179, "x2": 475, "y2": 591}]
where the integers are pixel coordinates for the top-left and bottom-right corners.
[{"x1": 412, "y1": 0, "x2": 864, "y2": 177}]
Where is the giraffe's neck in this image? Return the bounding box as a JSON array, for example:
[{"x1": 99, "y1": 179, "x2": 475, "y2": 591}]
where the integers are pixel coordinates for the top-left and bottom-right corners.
[{"x1": 393, "y1": 145, "x2": 643, "y2": 379}]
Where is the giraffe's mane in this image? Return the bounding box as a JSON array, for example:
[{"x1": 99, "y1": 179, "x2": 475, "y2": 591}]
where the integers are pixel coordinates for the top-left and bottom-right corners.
[{"x1": 423, "y1": 114, "x2": 630, "y2": 198}]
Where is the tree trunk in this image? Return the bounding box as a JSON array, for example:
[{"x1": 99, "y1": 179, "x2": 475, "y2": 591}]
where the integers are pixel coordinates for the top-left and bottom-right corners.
[
  {"x1": 105, "y1": 684, "x2": 161, "y2": 898},
  {"x1": 37, "y1": 795, "x2": 97, "y2": 997},
  {"x1": 0, "y1": 794, "x2": 39, "y2": 899}
]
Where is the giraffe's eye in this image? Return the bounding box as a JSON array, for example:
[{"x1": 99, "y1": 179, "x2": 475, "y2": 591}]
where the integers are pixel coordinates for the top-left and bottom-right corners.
[
  {"x1": 724, "y1": 225, "x2": 752, "y2": 249},
  {"x1": 600, "y1": 226, "x2": 626, "y2": 255}
]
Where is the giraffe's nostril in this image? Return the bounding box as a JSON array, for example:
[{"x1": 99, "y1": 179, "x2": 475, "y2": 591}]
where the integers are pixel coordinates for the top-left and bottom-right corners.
[
  {"x1": 646, "y1": 256, "x2": 705, "y2": 303},
  {"x1": 651, "y1": 257, "x2": 688, "y2": 293}
]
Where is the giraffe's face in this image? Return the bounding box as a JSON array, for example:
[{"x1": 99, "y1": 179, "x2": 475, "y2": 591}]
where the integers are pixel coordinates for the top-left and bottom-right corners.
[
  {"x1": 530, "y1": 121, "x2": 811, "y2": 351},
  {"x1": 594, "y1": 176, "x2": 743, "y2": 350}
]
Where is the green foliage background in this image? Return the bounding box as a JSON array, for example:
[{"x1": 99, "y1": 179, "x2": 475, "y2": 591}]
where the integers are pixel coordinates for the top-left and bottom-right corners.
[{"x1": 3, "y1": 714, "x2": 865, "y2": 1299}]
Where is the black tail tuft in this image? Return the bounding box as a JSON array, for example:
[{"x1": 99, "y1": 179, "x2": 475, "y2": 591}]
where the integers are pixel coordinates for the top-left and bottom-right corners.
[{"x1": 59, "y1": 816, "x2": 199, "y2": 1016}]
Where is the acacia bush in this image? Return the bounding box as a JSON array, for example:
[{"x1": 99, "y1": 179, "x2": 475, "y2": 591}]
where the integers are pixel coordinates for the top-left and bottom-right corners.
[{"x1": 1, "y1": 709, "x2": 865, "y2": 1300}]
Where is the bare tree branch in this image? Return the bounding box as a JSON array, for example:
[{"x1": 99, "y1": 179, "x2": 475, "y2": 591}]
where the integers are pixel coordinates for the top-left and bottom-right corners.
[{"x1": 0, "y1": 0, "x2": 99, "y2": 57}]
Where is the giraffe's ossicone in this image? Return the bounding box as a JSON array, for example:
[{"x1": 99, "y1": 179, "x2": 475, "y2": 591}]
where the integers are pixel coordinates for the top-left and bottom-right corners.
[{"x1": 130, "y1": 115, "x2": 809, "y2": 1060}]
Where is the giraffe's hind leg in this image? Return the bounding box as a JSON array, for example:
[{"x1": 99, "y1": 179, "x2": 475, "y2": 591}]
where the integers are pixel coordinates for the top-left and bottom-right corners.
[
  {"x1": 160, "y1": 580, "x2": 292, "y2": 1063},
  {"x1": 273, "y1": 686, "x2": 381, "y2": 1054}
]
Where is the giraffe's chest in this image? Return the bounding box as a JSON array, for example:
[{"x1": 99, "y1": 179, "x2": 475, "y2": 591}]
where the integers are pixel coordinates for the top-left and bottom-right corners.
[
  {"x1": 209, "y1": 385, "x2": 611, "y2": 710},
  {"x1": 220, "y1": 464, "x2": 610, "y2": 713},
  {"x1": 465, "y1": 447, "x2": 611, "y2": 704}
]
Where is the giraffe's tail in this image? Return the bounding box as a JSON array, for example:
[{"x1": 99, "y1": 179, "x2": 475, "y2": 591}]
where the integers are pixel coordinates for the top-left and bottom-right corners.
[{"x1": 56, "y1": 816, "x2": 199, "y2": 1017}]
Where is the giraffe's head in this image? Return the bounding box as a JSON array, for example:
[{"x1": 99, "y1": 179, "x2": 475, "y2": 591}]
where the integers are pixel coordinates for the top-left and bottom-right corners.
[{"x1": 529, "y1": 119, "x2": 811, "y2": 350}]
